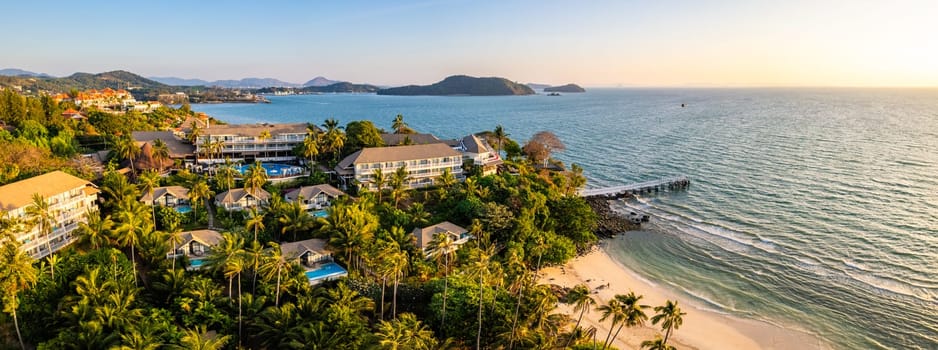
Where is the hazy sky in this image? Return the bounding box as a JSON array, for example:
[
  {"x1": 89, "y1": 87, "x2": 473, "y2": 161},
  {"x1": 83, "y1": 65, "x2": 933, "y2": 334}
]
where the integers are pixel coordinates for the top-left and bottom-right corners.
[{"x1": 2, "y1": 0, "x2": 937, "y2": 87}]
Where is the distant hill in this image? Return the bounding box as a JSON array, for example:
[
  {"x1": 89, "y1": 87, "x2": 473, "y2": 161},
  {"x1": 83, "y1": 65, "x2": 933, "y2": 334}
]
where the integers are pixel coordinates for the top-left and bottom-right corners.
[
  {"x1": 0, "y1": 70, "x2": 170, "y2": 92},
  {"x1": 0, "y1": 68, "x2": 52, "y2": 78},
  {"x1": 302, "y1": 82, "x2": 379, "y2": 93},
  {"x1": 304, "y1": 76, "x2": 344, "y2": 87},
  {"x1": 526, "y1": 83, "x2": 551, "y2": 90},
  {"x1": 378, "y1": 75, "x2": 535, "y2": 96},
  {"x1": 150, "y1": 76, "x2": 303, "y2": 88},
  {"x1": 544, "y1": 83, "x2": 586, "y2": 93}
]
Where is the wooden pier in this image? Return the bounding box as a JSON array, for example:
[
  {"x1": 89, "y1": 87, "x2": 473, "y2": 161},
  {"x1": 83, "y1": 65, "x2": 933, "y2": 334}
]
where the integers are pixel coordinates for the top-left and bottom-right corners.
[{"x1": 579, "y1": 176, "x2": 690, "y2": 198}]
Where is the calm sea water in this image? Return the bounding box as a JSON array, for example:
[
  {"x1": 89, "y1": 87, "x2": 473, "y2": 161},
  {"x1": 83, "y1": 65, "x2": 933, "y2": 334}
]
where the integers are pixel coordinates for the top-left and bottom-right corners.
[{"x1": 194, "y1": 89, "x2": 938, "y2": 349}]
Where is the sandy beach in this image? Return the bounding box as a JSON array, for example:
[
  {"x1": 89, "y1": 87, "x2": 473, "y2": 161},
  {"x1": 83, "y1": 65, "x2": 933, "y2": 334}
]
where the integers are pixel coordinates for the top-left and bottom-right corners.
[{"x1": 539, "y1": 243, "x2": 822, "y2": 350}]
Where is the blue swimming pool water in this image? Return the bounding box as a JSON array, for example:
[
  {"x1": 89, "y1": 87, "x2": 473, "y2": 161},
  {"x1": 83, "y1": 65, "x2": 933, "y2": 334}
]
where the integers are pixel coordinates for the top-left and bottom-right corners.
[
  {"x1": 311, "y1": 210, "x2": 328, "y2": 218},
  {"x1": 304, "y1": 262, "x2": 347, "y2": 281},
  {"x1": 189, "y1": 258, "x2": 205, "y2": 268},
  {"x1": 235, "y1": 163, "x2": 304, "y2": 177},
  {"x1": 175, "y1": 205, "x2": 192, "y2": 214}
]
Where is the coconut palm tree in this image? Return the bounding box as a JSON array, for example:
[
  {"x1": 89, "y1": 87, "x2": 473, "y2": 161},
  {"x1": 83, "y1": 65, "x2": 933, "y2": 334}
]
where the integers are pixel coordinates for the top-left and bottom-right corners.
[
  {"x1": 391, "y1": 114, "x2": 408, "y2": 134},
  {"x1": 138, "y1": 169, "x2": 161, "y2": 226},
  {"x1": 200, "y1": 138, "x2": 214, "y2": 164},
  {"x1": 427, "y1": 231, "x2": 457, "y2": 333},
  {"x1": 375, "y1": 313, "x2": 438, "y2": 350},
  {"x1": 116, "y1": 199, "x2": 150, "y2": 286},
  {"x1": 466, "y1": 246, "x2": 494, "y2": 350},
  {"x1": 215, "y1": 159, "x2": 237, "y2": 191},
  {"x1": 651, "y1": 300, "x2": 686, "y2": 347},
  {"x1": 259, "y1": 129, "x2": 272, "y2": 160},
  {"x1": 302, "y1": 130, "x2": 320, "y2": 167},
  {"x1": 279, "y1": 199, "x2": 312, "y2": 242},
  {"x1": 211, "y1": 139, "x2": 226, "y2": 163},
  {"x1": 641, "y1": 335, "x2": 675, "y2": 350},
  {"x1": 390, "y1": 165, "x2": 410, "y2": 208},
  {"x1": 319, "y1": 203, "x2": 378, "y2": 271},
  {"x1": 261, "y1": 242, "x2": 291, "y2": 307},
  {"x1": 151, "y1": 138, "x2": 171, "y2": 173},
  {"x1": 564, "y1": 284, "x2": 596, "y2": 348},
  {"x1": 115, "y1": 136, "x2": 141, "y2": 177},
  {"x1": 223, "y1": 252, "x2": 247, "y2": 345},
  {"x1": 245, "y1": 207, "x2": 265, "y2": 243},
  {"x1": 0, "y1": 235, "x2": 38, "y2": 350},
  {"x1": 245, "y1": 240, "x2": 264, "y2": 295},
  {"x1": 171, "y1": 325, "x2": 231, "y2": 350},
  {"x1": 188, "y1": 180, "x2": 212, "y2": 223},
  {"x1": 244, "y1": 161, "x2": 268, "y2": 195},
  {"x1": 26, "y1": 193, "x2": 54, "y2": 259},
  {"x1": 387, "y1": 248, "x2": 408, "y2": 319},
  {"x1": 78, "y1": 208, "x2": 114, "y2": 250},
  {"x1": 597, "y1": 297, "x2": 625, "y2": 350},
  {"x1": 371, "y1": 168, "x2": 386, "y2": 203},
  {"x1": 607, "y1": 292, "x2": 649, "y2": 349},
  {"x1": 492, "y1": 125, "x2": 509, "y2": 155}
]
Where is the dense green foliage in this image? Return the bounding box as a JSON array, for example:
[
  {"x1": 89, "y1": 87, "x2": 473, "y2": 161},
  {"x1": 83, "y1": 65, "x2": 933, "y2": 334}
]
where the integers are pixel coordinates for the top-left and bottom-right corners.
[{"x1": 377, "y1": 75, "x2": 536, "y2": 96}]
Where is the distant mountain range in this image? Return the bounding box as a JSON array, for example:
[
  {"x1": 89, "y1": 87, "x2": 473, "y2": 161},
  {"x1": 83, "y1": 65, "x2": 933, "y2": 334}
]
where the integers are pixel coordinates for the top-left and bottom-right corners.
[
  {"x1": 149, "y1": 75, "x2": 345, "y2": 88},
  {"x1": 378, "y1": 75, "x2": 535, "y2": 96},
  {"x1": 0, "y1": 68, "x2": 53, "y2": 78}
]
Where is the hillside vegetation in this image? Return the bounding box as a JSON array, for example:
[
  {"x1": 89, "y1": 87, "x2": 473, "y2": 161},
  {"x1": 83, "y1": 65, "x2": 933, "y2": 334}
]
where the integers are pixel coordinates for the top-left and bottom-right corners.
[{"x1": 377, "y1": 75, "x2": 535, "y2": 96}]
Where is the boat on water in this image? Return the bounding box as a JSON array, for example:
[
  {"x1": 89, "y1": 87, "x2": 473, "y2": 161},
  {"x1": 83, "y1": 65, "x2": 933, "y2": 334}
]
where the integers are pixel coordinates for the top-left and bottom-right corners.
[{"x1": 547, "y1": 92, "x2": 561, "y2": 96}]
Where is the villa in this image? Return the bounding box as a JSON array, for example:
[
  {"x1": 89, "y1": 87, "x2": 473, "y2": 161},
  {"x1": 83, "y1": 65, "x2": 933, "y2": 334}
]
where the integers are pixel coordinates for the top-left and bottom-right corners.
[
  {"x1": 139, "y1": 186, "x2": 190, "y2": 207},
  {"x1": 380, "y1": 133, "x2": 449, "y2": 146},
  {"x1": 189, "y1": 123, "x2": 312, "y2": 164},
  {"x1": 165, "y1": 229, "x2": 223, "y2": 270},
  {"x1": 215, "y1": 188, "x2": 270, "y2": 211},
  {"x1": 456, "y1": 134, "x2": 502, "y2": 176},
  {"x1": 0, "y1": 171, "x2": 100, "y2": 259},
  {"x1": 284, "y1": 184, "x2": 346, "y2": 211},
  {"x1": 280, "y1": 238, "x2": 348, "y2": 284},
  {"x1": 335, "y1": 143, "x2": 464, "y2": 190},
  {"x1": 412, "y1": 221, "x2": 471, "y2": 256},
  {"x1": 132, "y1": 131, "x2": 197, "y2": 164}
]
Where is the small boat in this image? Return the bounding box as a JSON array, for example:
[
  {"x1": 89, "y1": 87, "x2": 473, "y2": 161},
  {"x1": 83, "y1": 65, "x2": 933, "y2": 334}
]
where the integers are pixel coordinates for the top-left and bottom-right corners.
[{"x1": 547, "y1": 92, "x2": 561, "y2": 96}]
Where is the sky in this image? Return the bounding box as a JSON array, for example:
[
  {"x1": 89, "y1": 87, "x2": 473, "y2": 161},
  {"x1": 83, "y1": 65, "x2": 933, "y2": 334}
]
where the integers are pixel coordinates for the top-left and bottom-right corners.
[{"x1": 2, "y1": 0, "x2": 937, "y2": 87}]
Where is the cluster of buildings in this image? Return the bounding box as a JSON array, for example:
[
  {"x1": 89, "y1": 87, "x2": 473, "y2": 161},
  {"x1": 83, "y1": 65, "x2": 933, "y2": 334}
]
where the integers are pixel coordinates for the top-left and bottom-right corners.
[{"x1": 52, "y1": 88, "x2": 163, "y2": 113}]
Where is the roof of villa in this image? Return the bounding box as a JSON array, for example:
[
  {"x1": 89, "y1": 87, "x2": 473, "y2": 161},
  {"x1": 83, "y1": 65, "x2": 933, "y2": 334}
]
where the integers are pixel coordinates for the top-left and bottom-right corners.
[
  {"x1": 131, "y1": 131, "x2": 195, "y2": 158},
  {"x1": 215, "y1": 188, "x2": 271, "y2": 204},
  {"x1": 412, "y1": 221, "x2": 468, "y2": 249},
  {"x1": 336, "y1": 143, "x2": 462, "y2": 171},
  {"x1": 171, "y1": 230, "x2": 223, "y2": 250},
  {"x1": 280, "y1": 238, "x2": 331, "y2": 259},
  {"x1": 461, "y1": 134, "x2": 491, "y2": 154},
  {"x1": 0, "y1": 171, "x2": 97, "y2": 211},
  {"x1": 201, "y1": 123, "x2": 313, "y2": 137},
  {"x1": 284, "y1": 184, "x2": 345, "y2": 202},
  {"x1": 140, "y1": 186, "x2": 190, "y2": 202},
  {"x1": 380, "y1": 133, "x2": 451, "y2": 146}
]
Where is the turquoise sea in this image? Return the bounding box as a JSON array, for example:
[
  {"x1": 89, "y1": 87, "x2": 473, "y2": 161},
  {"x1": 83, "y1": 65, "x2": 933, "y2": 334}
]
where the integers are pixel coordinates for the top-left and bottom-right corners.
[{"x1": 194, "y1": 89, "x2": 938, "y2": 349}]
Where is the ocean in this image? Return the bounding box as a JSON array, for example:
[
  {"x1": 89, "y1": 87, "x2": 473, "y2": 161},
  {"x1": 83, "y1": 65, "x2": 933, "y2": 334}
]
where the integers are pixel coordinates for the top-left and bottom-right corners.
[{"x1": 193, "y1": 89, "x2": 938, "y2": 349}]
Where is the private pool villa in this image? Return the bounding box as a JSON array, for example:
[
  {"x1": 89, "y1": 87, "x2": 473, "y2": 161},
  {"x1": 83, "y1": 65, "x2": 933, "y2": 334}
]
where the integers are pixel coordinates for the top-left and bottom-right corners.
[
  {"x1": 304, "y1": 262, "x2": 346, "y2": 282},
  {"x1": 174, "y1": 205, "x2": 193, "y2": 214},
  {"x1": 281, "y1": 238, "x2": 348, "y2": 285},
  {"x1": 311, "y1": 210, "x2": 328, "y2": 218}
]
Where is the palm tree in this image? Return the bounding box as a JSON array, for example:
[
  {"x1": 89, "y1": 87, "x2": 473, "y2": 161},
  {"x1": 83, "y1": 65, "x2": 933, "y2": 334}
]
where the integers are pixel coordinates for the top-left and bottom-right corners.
[
  {"x1": 259, "y1": 129, "x2": 272, "y2": 160},
  {"x1": 466, "y1": 246, "x2": 494, "y2": 350},
  {"x1": 138, "y1": 169, "x2": 161, "y2": 226},
  {"x1": 371, "y1": 168, "x2": 386, "y2": 203},
  {"x1": 115, "y1": 136, "x2": 141, "y2": 177},
  {"x1": 244, "y1": 161, "x2": 268, "y2": 195},
  {"x1": 0, "y1": 235, "x2": 38, "y2": 350},
  {"x1": 223, "y1": 252, "x2": 247, "y2": 345},
  {"x1": 321, "y1": 118, "x2": 344, "y2": 162},
  {"x1": 597, "y1": 297, "x2": 625, "y2": 350},
  {"x1": 116, "y1": 199, "x2": 150, "y2": 286},
  {"x1": 302, "y1": 130, "x2": 320, "y2": 167},
  {"x1": 387, "y1": 249, "x2": 408, "y2": 319},
  {"x1": 245, "y1": 240, "x2": 264, "y2": 295},
  {"x1": 188, "y1": 180, "x2": 212, "y2": 223},
  {"x1": 493, "y1": 125, "x2": 508, "y2": 155},
  {"x1": 390, "y1": 165, "x2": 410, "y2": 208},
  {"x1": 151, "y1": 138, "x2": 171, "y2": 173},
  {"x1": 200, "y1": 138, "x2": 214, "y2": 164},
  {"x1": 564, "y1": 284, "x2": 596, "y2": 348},
  {"x1": 641, "y1": 335, "x2": 675, "y2": 350},
  {"x1": 279, "y1": 199, "x2": 312, "y2": 242},
  {"x1": 605, "y1": 292, "x2": 649, "y2": 349},
  {"x1": 375, "y1": 313, "x2": 438, "y2": 350},
  {"x1": 215, "y1": 159, "x2": 237, "y2": 191},
  {"x1": 651, "y1": 300, "x2": 686, "y2": 347},
  {"x1": 78, "y1": 208, "x2": 114, "y2": 250},
  {"x1": 427, "y1": 232, "x2": 457, "y2": 333},
  {"x1": 245, "y1": 207, "x2": 265, "y2": 243},
  {"x1": 391, "y1": 114, "x2": 408, "y2": 134},
  {"x1": 211, "y1": 139, "x2": 226, "y2": 163},
  {"x1": 261, "y1": 242, "x2": 291, "y2": 307},
  {"x1": 172, "y1": 325, "x2": 231, "y2": 350},
  {"x1": 26, "y1": 193, "x2": 53, "y2": 259},
  {"x1": 187, "y1": 122, "x2": 203, "y2": 163},
  {"x1": 319, "y1": 203, "x2": 378, "y2": 271}
]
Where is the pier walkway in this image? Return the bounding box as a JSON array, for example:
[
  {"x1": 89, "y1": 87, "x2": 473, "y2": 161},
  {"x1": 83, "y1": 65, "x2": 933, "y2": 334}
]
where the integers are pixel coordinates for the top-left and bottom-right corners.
[{"x1": 579, "y1": 176, "x2": 690, "y2": 198}]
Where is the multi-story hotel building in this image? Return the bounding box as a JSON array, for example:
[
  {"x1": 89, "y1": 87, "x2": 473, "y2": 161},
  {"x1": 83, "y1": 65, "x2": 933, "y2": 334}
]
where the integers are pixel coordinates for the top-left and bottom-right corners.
[
  {"x1": 192, "y1": 123, "x2": 311, "y2": 164},
  {"x1": 335, "y1": 143, "x2": 464, "y2": 190},
  {"x1": 0, "y1": 171, "x2": 100, "y2": 259}
]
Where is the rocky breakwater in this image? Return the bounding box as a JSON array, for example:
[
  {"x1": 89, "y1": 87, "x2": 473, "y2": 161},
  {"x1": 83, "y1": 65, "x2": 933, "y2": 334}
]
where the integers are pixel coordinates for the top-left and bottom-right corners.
[{"x1": 585, "y1": 195, "x2": 640, "y2": 237}]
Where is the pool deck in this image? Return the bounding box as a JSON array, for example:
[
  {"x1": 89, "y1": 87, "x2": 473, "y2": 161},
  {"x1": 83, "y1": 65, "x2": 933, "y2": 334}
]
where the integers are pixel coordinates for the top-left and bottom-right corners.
[{"x1": 304, "y1": 262, "x2": 348, "y2": 285}]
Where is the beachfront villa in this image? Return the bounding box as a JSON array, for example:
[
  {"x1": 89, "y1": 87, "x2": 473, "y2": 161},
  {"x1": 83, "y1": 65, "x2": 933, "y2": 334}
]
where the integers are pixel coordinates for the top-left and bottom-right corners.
[
  {"x1": 335, "y1": 143, "x2": 464, "y2": 190},
  {"x1": 139, "y1": 186, "x2": 190, "y2": 208},
  {"x1": 280, "y1": 238, "x2": 348, "y2": 284},
  {"x1": 165, "y1": 229, "x2": 223, "y2": 270},
  {"x1": 189, "y1": 123, "x2": 311, "y2": 164},
  {"x1": 215, "y1": 188, "x2": 270, "y2": 211},
  {"x1": 455, "y1": 134, "x2": 503, "y2": 176},
  {"x1": 412, "y1": 221, "x2": 471, "y2": 256},
  {"x1": 284, "y1": 184, "x2": 346, "y2": 211},
  {"x1": 0, "y1": 171, "x2": 100, "y2": 259}
]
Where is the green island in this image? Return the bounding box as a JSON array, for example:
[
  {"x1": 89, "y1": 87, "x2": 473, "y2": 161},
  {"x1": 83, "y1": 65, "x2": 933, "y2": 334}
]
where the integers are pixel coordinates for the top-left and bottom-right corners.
[
  {"x1": 544, "y1": 84, "x2": 586, "y2": 93},
  {"x1": 377, "y1": 75, "x2": 536, "y2": 96},
  {"x1": 0, "y1": 88, "x2": 685, "y2": 350}
]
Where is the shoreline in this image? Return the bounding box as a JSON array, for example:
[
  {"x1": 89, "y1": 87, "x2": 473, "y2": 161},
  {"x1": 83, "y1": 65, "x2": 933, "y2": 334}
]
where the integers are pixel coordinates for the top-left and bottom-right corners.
[{"x1": 539, "y1": 241, "x2": 822, "y2": 350}]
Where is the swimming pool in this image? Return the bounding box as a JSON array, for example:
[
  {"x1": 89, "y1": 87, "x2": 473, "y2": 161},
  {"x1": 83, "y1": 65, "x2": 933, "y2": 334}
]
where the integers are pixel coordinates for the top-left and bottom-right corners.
[
  {"x1": 304, "y1": 262, "x2": 347, "y2": 283},
  {"x1": 311, "y1": 210, "x2": 328, "y2": 218},
  {"x1": 235, "y1": 163, "x2": 305, "y2": 178},
  {"x1": 175, "y1": 205, "x2": 192, "y2": 214}
]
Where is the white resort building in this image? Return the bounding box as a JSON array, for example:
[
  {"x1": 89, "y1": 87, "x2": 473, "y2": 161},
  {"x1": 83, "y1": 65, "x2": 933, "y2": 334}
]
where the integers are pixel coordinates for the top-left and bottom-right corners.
[
  {"x1": 0, "y1": 171, "x2": 100, "y2": 259},
  {"x1": 455, "y1": 134, "x2": 503, "y2": 176},
  {"x1": 335, "y1": 143, "x2": 464, "y2": 190},
  {"x1": 284, "y1": 184, "x2": 346, "y2": 211},
  {"x1": 191, "y1": 123, "x2": 311, "y2": 164}
]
